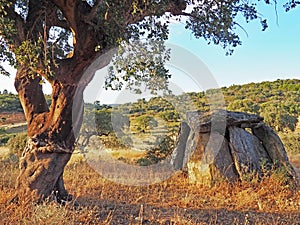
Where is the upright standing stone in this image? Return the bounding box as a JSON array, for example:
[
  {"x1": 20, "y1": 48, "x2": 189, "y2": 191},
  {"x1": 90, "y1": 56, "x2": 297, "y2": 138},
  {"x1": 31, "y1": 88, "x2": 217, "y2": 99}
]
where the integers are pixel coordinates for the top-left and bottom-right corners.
[
  {"x1": 252, "y1": 124, "x2": 297, "y2": 180},
  {"x1": 229, "y1": 126, "x2": 271, "y2": 179},
  {"x1": 208, "y1": 133, "x2": 239, "y2": 183},
  {"x1": 170, "y1": 122, "x2": 190, "y2": 170}
]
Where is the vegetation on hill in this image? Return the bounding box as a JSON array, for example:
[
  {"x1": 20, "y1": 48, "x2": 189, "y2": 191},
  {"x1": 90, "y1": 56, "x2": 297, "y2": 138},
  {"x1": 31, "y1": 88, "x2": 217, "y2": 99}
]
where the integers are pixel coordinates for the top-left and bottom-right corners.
[
  {"x1": 1, "y1": 79, "x2": 299, "y2": 154},
  {"x1": 2, "y1": 78, "x2": 298, "y2": 128},
  {"x1": 80, "y1": 79, "x2": 300, "y2": 158},
  {"x1": 224, "y1": 79, "x2": 300, "y2": 132},
  {"x1": 0, "y1": 92, "x2": 23, "y2": 113},
  {"x1": 0, "y1": 92, "x2": 51, "y2": 113}
]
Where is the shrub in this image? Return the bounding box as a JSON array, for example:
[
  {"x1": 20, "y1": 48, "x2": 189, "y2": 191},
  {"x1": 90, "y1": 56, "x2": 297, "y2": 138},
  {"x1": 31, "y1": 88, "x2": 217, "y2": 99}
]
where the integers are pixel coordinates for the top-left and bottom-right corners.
[
  {"x1": 279, "y1": 132, "x2": 300, "y2": 154},
  {"x1": 0, "y1": 134, "x2": 15, "y2": 146},
  {"x1": 136, "y1": 157, "x2": 152, "y2": 166},
  {"x1": 137, "y1": 135, "x2": 174, "y2": 166},
  {"x1": 0, "y1": 128, "x2": 15, "y2": 146},
  {"x1": 7, "y1": 132, "x2": 27, "y2": 157},
  {"x1": 99, "y1": 133, "x2": 128, "y2": 149},
  {"x1": 131, "y1": 115, "x2": 157, "y2": 133}
]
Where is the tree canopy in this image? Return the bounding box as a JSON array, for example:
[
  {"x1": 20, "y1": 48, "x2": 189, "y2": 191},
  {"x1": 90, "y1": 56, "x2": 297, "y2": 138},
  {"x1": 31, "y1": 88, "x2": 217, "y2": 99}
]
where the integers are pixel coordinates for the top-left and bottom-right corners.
[{"x1": 1, "y1": 0, "x2": 291, "y2": 90}]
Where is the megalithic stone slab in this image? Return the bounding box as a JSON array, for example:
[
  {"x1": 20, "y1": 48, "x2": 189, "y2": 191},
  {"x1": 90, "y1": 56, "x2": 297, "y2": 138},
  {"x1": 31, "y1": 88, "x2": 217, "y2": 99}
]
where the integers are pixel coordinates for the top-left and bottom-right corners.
[
  {"x1": 186, "y1": 131, "x2": 211, "y2": 184},
  {"x1": 205, "y1": 132, "x2": 239, "y2": 183},
  {"x1": 171, "y1": 110, "x2": 298, "y2": 185},
  {"x1": 170, "y1": 122, "x2": 190, "y2": 170},
  {"x1": 210, "y1": 133, "x2": 239, "y2": 183},
  {"x1": 186, "y1": 131, "x2": 239, "y2": 184},
  {"x1": 252, "y1": 124, "x2": 297, "y2": 180},
  {"x1": 228, "y1": 126, "x2": 271, "y2": 179}
]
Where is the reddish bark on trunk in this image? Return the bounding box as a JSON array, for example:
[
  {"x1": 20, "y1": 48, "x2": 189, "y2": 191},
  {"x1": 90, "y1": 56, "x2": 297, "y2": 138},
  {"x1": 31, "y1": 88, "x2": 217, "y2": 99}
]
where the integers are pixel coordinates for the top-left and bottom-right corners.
[{"x1": 14, "y1": 65, "x2": 85, "y2": 202}]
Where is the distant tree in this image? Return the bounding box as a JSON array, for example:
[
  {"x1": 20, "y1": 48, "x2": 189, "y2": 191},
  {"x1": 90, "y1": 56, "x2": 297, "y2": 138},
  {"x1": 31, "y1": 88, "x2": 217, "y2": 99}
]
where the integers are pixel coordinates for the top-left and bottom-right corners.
[
  {"x1": 279, "y1": 132, "x2": 300, "y2": 154},
  {"x1": 227, "y1": 99, "x2": 260, "y2": 114},
  {"x1": 132, "y1": 115, "x2": 157, "y2": 133},
  {"x1": 159, "y1": 110, "x2": 180, "y2": 122},
  {"x1": 94, "y1": 101, "x2": 102, "y2": 110},
  {"x1": 95, "y1": 110, "x2": 113, "y2": 135},
  {"x1": 80, "y1": 107, "x2": 129, "y2": 147},
  {"x1": 277, "y1": 113, "x2": 298, "y2": 132},
  {"x1": 137, "y1": 135, "x2": 174, "y2": 166},
  {"x1": 260, "y1": 102, "x2": 298, "y2": 132}
]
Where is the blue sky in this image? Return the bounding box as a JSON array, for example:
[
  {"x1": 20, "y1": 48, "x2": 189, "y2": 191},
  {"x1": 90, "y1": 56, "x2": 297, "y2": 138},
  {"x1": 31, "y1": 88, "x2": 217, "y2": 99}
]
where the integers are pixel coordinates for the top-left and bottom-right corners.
[
  {"x1": 167, "y1": 2, "x2": 300, "y2": 88},
  {"x1": 1, "y1": 3, "x2": 300, "y2": 95}
]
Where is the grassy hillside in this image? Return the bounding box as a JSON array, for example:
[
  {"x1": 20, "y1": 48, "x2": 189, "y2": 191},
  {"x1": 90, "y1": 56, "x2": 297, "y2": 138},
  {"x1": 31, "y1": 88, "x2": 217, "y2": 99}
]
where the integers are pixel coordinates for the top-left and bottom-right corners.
[{"x1": 1, "y1": 79, "x2": 299, "y2": 153}]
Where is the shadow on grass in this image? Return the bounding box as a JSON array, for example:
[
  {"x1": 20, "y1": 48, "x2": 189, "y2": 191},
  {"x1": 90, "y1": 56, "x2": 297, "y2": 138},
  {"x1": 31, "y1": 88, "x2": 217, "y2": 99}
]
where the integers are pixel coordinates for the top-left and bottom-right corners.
[{"x1": 75, "y1": 195, "x2": 300, "y2": 225}]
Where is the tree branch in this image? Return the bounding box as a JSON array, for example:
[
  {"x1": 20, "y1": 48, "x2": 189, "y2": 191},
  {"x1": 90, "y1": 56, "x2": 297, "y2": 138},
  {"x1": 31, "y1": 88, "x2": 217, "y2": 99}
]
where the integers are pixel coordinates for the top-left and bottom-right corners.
[
  {"x1": 124, "y1": 0, "x2": 187, "y2": 26},
  {"x1": 14, "y1": 66, "x2": 49, "y2": 124},
  {"x1": 83, "y1": 0, "x2": 102, "y2": 22},
  {"x1": 52, "y1": 0, "x2": 77, "y2": 32},
  {"x1": 45, "y1": 3, "x2": 70, "y2": 31}
]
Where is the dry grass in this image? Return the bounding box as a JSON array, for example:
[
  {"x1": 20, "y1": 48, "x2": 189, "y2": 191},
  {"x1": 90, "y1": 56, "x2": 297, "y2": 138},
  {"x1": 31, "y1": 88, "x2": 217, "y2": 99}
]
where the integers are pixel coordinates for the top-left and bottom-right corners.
[
  {"x1": 0, "y1": 146, "x2": 9, "y2": 157},
  {"x1": 109, "y1": 149, "x2": 146, "y2": 164},
  {"x1": 1, "y1": 153, "x2": 300, "y2": 225},
  {"x1": 289, "y1": 154, "x2": 300, "y2": 176}
]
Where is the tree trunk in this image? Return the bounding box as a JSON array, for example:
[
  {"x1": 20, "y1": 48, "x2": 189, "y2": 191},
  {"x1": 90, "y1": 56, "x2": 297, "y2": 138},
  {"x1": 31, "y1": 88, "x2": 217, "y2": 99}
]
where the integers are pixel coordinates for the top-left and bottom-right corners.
[
  {"x1": 14, "y1": 66, "x2": 84, "y2": 203},
  {"x1": 16, "y1": 138, "x2": 72, "y2": 202}
]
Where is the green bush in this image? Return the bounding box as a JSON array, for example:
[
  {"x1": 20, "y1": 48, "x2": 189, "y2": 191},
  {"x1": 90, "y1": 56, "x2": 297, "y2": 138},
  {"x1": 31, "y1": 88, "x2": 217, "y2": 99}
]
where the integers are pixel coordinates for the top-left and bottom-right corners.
[
  {"x1": 136, "y1": 135, "x2": 174, "y2": 166},
  {"x1": 99, "y1": 133, "x2": 128, "y2": 149},
  {"x1": 0, "y1": 134, "x2": 14, "y2": 146},
  {"x1": 0, "y1": 129, "x2": 15, "y2": 146},
  {"x1": 131, "y1": 115, "x2": 157, "y2": 133},
  {"x1": 279, "y1": 132, "x2": 300, "y2": 154},
  {"x1": 136, "y1": 158, "x2": 152, "y2": 166},
  {"x1": 7, "y1": 132, "x2": 27, "y2": 157}
]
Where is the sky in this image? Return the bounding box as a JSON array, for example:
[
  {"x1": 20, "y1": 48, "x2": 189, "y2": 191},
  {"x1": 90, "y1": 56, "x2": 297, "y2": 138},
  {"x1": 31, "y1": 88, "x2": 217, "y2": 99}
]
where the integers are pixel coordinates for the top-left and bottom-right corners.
[
  {"x1": 1, "y1": 2, "x2": 300, "y2": 100},
  {"x1": 167, "y1": 2, "x2": 300, "y2": 88}
]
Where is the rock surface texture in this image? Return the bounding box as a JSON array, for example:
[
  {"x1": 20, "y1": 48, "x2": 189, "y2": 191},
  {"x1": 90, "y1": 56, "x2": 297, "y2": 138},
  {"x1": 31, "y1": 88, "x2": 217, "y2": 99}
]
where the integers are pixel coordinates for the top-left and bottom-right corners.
[{"x1": 171, "y1": 110, "x2": 297, "y2": 185}]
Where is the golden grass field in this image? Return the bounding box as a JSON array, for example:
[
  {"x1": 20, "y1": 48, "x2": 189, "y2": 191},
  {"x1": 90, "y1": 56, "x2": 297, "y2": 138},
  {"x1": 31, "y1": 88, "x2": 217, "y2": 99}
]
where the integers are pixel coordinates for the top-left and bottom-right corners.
[{"x1": 0, "y1": 149, "x2": 300, "y2": 225}]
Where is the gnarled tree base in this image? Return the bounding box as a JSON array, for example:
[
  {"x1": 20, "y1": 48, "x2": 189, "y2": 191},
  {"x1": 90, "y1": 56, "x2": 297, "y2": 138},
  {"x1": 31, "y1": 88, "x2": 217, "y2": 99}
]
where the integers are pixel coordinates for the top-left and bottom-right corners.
[{"x1": 15, "y1": 138, "x2": 73, "y2": 203}]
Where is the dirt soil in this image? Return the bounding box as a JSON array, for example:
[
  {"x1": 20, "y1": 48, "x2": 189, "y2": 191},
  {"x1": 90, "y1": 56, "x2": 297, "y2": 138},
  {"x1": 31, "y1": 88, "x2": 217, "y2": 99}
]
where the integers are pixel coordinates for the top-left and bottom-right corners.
[
  {"x1": 0, "y1": 112, "x2": 25, "y2": 125},
  {"x1": 289, "y1": 154, "x2": 300, "y2": 181},
  {"x1": 73, "y1": 198, "x2": 300, "y2": 224}
]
